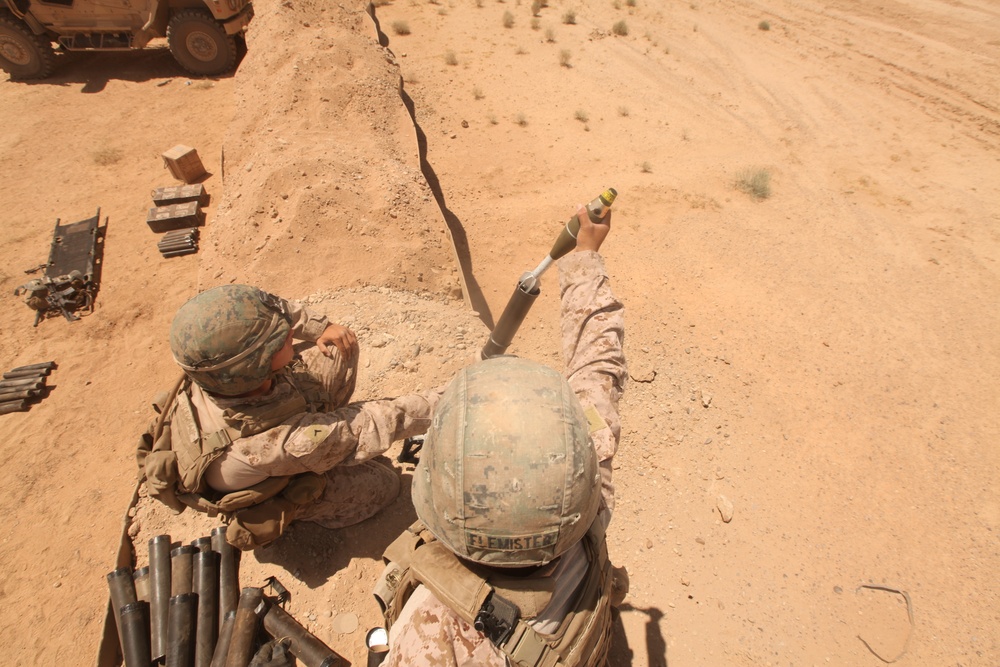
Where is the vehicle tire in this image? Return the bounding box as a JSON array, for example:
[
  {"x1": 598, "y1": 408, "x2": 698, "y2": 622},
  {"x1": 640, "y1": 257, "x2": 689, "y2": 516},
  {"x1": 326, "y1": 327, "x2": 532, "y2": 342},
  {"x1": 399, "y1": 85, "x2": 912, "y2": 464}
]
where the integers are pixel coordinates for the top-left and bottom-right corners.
[
  {"x1": 167, "y1": 9, "x2": 237, "y2": 76},
  {"x1": 0, "y1": 16, "x2": 55, "y2": 80}
]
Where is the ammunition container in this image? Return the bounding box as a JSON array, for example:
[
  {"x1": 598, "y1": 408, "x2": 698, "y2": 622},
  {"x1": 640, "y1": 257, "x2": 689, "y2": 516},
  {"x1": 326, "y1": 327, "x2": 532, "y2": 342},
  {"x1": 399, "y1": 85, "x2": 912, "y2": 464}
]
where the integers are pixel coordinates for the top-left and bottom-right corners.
[
  {"x1": 193, "y1": 550, "x2": 219, "y2": 667},
  {"x1": 225, "y1": 587, "x2": 264, "y2": 667},
  {"x1": 263, "y1": 603, "x2": 345, "y2": 667},
  {"x1": 167, "y1": 592, "x2": 197, "y2": 667},
  {"x1": 171, "y1": 545, "x2": 197, "y2": 596},
  {"x1": 210, "y1": 610, "x2": 237, "y2": 667},
  {"x1": 147, "y1": 202, "x2": 204, "y2": 233},
  {"x1": 149, "y1": 534, "x2": 172, "y2": 661},
  {"x1": 107, "y1": 567, "x2": 138, "y2": 660},
  {"x1": 133, "y1": 566, "x2": 151, "y2": 603},
  {"x1": 152, "y1": 183, "x2": 208, "y2": 206},
  {"x1": 119, "y1": 601, "x2": 152, "y2": 667},
  {"x1": 211, "y1": 526, "x2": 238, "y2": 629}
]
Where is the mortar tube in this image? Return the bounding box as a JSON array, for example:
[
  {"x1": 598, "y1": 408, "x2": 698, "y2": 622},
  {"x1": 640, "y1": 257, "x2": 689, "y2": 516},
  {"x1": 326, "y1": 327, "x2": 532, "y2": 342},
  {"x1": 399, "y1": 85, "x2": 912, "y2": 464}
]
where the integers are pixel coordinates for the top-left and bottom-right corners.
[
  {"x1": 210, "y1": 611, "x2": 237, "y2": 667},
  {"x1": 171, "y1": 545, "x2": 197, "y2": 596},
  {"x1": 162, "y1": 248, "x2": 199, "y2": 258},
  {"x1": 0, "y1": 377, "x2": 45, "y2": 390},
  {"x1": 193, "y1": 550, "x2": 219, "y2": 667},
  {"x1": 158, "y1": 238, "x2": 197, "y2": 248},
  {"x1": 107, "y1": 567, "x2": 138, "y2": 660},
  {"x1": 224, "y1": 587, "x2": 264, "y2": 667},
  {"x1": 161, "y1": 227, "x2": 199, "y2": 238},
  {"x1": 160, "y1": 234, "x2": 197, "y2": 244},
  {"x1": 133, "y1": 567, "x2": 150, "y2": 603},
  {"x1": 0, "y1": 388, "x2": 38, "y2": 402},
  {"x1": 8, "y1": 361, "x2": 55, "y2": 373},
  {"x1": 0, "y1": 400, "x2": 28, "y2": 415},
  {"x1": 2, "y1": 368, "x2": 49, "y2": 380},
  {"x1": 158, "y1": 243, "x2": 198, "y2": 254},
  {"x1": 480, "y1": 280, "x2": 540, "y2": 359},
  {"x1": 149, "y1": 534, "x2": 172, "y2": 661},
  {"x1": 167, "y1": 592, "x2": 198, "y2": 667},
  {"x1": 211, "y1": 526, "x2": 238, "y2": 629},
  {"x1": 119, "y1": 601, "x2": 152, "y2": 667},
  {"x1": 263, "y1": 602, "x2": 346, "y2": 667}
]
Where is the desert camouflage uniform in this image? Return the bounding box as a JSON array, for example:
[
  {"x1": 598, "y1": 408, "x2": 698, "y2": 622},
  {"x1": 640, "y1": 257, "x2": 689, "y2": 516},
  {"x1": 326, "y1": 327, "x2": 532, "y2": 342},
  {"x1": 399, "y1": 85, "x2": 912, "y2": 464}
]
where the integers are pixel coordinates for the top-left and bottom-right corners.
[
  {"x1": 189, "y1": 298, "x2": 442, "y2": 529},
  {"x1": 382, "y1": 250, "x2": 626, "y2": 666}
]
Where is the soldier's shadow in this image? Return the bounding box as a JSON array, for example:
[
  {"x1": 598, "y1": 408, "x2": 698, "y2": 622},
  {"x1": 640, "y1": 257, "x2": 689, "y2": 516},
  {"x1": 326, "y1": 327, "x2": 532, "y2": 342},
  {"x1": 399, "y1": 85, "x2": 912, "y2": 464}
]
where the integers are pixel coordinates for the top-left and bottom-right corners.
[
  {"x1": 254, "y1": 467, "x2": 419, "y2": 588},
  {"x1": 608, "y1": 603, "x2": 668, "y2": 667}
]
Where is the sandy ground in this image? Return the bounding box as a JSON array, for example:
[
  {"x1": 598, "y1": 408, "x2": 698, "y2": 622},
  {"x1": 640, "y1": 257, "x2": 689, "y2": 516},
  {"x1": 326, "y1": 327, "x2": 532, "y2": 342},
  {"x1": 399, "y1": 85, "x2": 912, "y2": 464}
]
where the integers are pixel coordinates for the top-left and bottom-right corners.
[{"x1": 0, "y1": 0, "x2": 998, "y2": 665}]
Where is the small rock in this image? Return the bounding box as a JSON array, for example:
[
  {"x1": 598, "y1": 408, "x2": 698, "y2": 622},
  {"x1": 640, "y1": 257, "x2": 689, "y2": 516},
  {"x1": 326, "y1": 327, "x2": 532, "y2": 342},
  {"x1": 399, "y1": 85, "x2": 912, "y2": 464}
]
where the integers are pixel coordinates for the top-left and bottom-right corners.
[
  {"x1": 701, "y1": 392, "x2": 713, "y2": 408},
  {"x1": 680, "y1": 577, "x2": 690, "y2": 586},
  {"x1": 332, "y1": 612, "x2": 359, "y2": 634},
  {"x1": 695, "y1": 536, "x2": 705, "y2": 545},
  {"x1": 53, "y1": 581, "x2": 61, "y2": 588},
  {"x1": 645, "y1": 538, "x2": 653, "y2": 550},
  {"x1": 717, "y1": 495, "x2": 734, "y2": 523},
  {"x1": 127, "y1": 520, "x2": 142, "y2": 538}
]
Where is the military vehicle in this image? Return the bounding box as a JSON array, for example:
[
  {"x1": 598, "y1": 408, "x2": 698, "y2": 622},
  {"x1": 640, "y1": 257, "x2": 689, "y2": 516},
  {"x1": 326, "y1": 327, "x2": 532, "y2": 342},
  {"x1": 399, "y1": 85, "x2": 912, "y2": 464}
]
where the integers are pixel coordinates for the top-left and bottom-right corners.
[{"x1": 0, "y1": 0, "x2": 253, "y2": 80}]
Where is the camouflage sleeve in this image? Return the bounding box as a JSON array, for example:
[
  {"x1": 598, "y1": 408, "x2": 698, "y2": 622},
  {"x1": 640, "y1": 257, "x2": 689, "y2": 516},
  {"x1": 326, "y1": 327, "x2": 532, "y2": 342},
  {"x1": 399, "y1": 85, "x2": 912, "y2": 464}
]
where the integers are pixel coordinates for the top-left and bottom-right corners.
[
  {"x1": 558, "y1": 250, "x2": 626, "y2": 516},
  {"x1": 382, "y1": 587, "x2": 507, "y2": 667},
  {"x1": 223, "y1": 388, "x2": 443, "y2": 477},
  {"x1": 282, "y1": 297, "x2": 330, "y2": 342}
]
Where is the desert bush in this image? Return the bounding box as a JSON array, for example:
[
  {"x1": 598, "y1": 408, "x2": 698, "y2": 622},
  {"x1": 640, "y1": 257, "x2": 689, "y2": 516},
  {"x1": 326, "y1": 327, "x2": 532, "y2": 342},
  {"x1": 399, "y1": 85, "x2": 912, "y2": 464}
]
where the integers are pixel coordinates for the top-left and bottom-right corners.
[
  {"x1": 546, "y1": 27, "x2": 556, "y2": 42},
  {"x1": 758, "y1": 20, "x2": 770, "y2": 30},
  {"x1": 515, "y1": 113, "x2": 528, "y2": 126},
  {"x1": 562, "y1": 9, "x2": 576, "y2": 24},
  {"x1": 445, "y1": 50, "x2": 458, "y2": 65},
  {"x1": 612, "y1": 20, "x2": 628, "y2": 35},
  {"x1": 735, "y1": 168, "x2": 771, "y2": 200},
  {"x1": 93, "y1": 148, "x2": 123, "y2": 166},
  {"x1": 618, "y1": 106, "x2": 630, "y2": 117},
  {"x1": 503, "y1": 10, "x2": 515, "y2": 27},
  {"x1": 531, "y1": 17, "x2": 541, "y2": 29},
  {"x1": 574, "y1": 109, "x2": 589, "y2": 122},
  {"x1": 640, "y1": 161, "x2": 652, "y2": 173},
  {"x1": 531, "y1": 0, "x2": 542, "y2": 16},
  {"x1": 392, "y1": 20, "x2": 411, "y2": 34},
  {"x1": 626, "y1": 0, "x2": 636, "y2": 6},
  {"x1": 473, "y1": 87, "x2": 485, "y2": 100},
  {"x1": 559, "y1": 49, "x2": 572, "y2": 66}
]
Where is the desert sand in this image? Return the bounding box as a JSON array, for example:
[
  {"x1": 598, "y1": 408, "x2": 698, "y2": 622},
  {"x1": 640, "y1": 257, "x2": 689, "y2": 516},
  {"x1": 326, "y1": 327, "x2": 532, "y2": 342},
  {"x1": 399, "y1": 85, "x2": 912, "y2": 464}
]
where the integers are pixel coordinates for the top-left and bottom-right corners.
[{"x1": 0, "y1": 0, "x2": 997, "y2": 665}]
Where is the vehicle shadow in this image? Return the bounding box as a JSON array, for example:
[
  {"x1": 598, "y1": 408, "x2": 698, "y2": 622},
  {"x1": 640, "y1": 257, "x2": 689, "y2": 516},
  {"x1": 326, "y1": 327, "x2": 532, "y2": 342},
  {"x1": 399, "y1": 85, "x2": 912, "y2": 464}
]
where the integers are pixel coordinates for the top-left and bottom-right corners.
[{"x1": 12, "y1": 43, "x2": 241, "y2": 93}]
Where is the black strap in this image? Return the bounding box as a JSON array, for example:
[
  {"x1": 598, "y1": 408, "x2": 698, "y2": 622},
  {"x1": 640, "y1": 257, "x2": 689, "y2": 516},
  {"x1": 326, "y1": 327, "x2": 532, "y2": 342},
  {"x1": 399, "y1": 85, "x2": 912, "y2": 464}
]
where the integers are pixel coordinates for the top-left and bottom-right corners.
[{"x1": 474, "y1": 591, "x2": 520, "y2": 647}]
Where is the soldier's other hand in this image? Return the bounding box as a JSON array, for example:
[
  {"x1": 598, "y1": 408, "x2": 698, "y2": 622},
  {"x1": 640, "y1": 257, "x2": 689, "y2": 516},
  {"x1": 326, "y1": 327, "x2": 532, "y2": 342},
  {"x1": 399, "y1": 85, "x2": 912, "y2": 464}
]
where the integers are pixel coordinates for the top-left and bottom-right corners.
[
  {"x1": 574, "y1": 204, "x2": 612, "y2": 253},
  {"x1": 248, "y1": 638, "x2": 294, "y2": 667},
  {"x1": 317, "y1": 322, "x2": 358, "y2": 358}
]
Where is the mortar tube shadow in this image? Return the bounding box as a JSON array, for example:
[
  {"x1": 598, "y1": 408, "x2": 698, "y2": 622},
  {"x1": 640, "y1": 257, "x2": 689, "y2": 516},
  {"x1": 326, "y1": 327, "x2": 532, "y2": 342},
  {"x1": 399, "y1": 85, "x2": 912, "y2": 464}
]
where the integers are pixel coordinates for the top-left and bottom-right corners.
[
  {"x1": 608, "y1": 603, "x2": 668, "y2": 667},
  {"x1": 367, "y1": 5, "x2": 494, "y2": 329}
]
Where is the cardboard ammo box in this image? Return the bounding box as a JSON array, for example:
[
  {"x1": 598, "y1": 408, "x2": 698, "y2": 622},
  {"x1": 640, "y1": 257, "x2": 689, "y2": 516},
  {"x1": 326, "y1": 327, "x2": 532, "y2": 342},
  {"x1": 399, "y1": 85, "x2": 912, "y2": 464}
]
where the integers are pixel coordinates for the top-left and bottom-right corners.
[
  {"x1": 146, "y1": 201, "x2": 204, "y2": 233},
  {"x1": 151, "y1": 183, "x2": 207, "y2": 206},
  {"x1": 161, "y1": 144, "x2": 206, "y2": 183}
]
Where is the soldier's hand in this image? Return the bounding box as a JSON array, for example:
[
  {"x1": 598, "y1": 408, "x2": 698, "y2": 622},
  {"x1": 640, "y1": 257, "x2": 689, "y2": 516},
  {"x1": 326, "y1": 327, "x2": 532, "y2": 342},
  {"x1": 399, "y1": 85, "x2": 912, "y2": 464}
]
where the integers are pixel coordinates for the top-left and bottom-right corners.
[
  {"x1": 574, "y1": 204, "x2": 612, "y2": 253},
  {"x1": 317, "y1": 322, "x2": 358, "y2": 358},
  {"x1": 248, "y1": 638, "x2": 294, "y2": 667}
]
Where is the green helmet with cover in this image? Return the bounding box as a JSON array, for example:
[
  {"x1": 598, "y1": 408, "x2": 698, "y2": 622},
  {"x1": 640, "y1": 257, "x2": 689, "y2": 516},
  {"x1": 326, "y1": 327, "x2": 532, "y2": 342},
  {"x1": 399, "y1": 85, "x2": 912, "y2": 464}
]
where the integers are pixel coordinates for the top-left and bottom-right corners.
[
  {"x1": 412, "y1": 356, "x2": 600, "y2": 567},
  {"x1": 170, "y1": 285, "x2": 291, "y2": 396}
]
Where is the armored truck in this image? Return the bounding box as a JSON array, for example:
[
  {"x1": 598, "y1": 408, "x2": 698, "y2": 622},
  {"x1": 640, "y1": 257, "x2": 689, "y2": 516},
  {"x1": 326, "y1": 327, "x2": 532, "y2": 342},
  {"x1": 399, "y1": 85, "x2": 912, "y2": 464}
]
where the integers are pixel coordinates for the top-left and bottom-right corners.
[{"x1": 0, "y1": 0, "x2": 252, "y2": 79}]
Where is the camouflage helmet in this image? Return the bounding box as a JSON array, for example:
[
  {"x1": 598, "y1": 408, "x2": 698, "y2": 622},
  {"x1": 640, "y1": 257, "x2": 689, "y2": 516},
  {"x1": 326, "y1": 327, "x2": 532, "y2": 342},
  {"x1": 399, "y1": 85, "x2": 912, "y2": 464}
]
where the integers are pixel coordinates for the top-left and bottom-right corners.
[
  {"x1": 412, "y1": 356, "x2": 600, "y2": 567},
  {"x1": 169, "y1": 285, "x2": 291, "y2": 396}
]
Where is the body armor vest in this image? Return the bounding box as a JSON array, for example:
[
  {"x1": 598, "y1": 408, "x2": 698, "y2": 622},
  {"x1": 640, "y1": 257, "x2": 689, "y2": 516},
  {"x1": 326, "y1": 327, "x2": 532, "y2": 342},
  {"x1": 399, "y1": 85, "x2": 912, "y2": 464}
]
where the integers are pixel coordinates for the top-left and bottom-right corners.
[
  {"x1": 374, "y1": 520, "x2": 614, "y2": 667},
  {"x1": 137, "y1": 362, "x2": 328, "y2": 549}
]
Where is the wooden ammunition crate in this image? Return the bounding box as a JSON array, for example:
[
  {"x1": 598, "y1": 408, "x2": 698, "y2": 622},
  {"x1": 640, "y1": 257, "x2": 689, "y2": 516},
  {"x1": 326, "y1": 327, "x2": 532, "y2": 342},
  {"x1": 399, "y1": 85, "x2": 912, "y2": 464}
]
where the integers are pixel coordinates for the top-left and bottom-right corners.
[
  {"x1": 146, "y1": 202, "x2": 204, "y2": 233},
  {"x1": 161, "y1": 145, "x2": 206, "y2": 183},
  {"x1": 151, "y1": 183, "x2": 207, "y2": 206}
]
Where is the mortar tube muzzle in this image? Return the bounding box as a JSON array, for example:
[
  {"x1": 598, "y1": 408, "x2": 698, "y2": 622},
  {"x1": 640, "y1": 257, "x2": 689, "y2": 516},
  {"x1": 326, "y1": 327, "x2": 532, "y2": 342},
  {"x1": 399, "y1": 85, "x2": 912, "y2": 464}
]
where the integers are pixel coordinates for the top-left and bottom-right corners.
[
  {"x1": 149, "y1": 534, "x2": 172, "y2": 661},
  {"x1": 167, "y1": 592, "x2": 197, "y2": 667},
  {"x1": 480, "y1": 279, "x2": 540, "y2": 359},
  {"x1": 119, "y1": 601, "x2": 152, "y2": 667},
  {"x1": 107, "y1": 567, "x2": 138, "y2": 660},
  {"x1": 193, "y1": 550, "x2": 219, "y2": 667},
  {"x1": 209, "y1": 611, "x2": 237, "y2": 667},
  {"x1": 211, "y1": 526, "x2": 239, "y2": 630}
]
